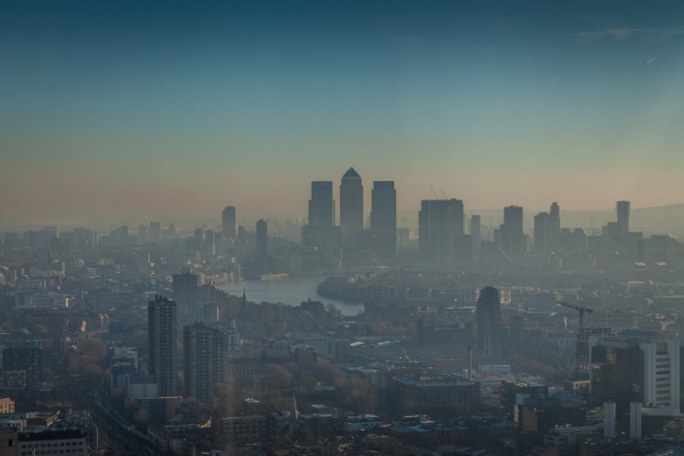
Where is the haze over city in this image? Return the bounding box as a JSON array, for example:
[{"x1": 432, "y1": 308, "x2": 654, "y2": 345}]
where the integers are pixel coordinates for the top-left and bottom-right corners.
[
  {"x1": 5, "y1": 2, "x2": 684, "y2": 455},
  {"x1": 2, "y1": 0, "x2": 684, "y2": 226}
]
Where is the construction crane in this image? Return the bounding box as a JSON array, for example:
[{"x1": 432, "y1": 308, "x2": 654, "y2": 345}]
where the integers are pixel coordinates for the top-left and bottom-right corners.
[
  {"x1": 429, "y1": 185, "x2": 448, "y2": 201},
  {"x1": 399, "y1": 346, "x2": 411, "y2": 363},
  {"x1": 430, "y1": 185, "x2": 440, "y2": 200},
  {"x1": 558, "y1": 301, "x2": 594, "y2": 332}
]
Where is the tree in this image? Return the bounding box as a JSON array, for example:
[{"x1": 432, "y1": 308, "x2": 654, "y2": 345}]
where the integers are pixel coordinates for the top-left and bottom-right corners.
[
  {"x1": 80, "y1": 338, "x2": 107, "y2": 359},
  {"x1": 326, "y1": 303, "x2": 343, "y2": 318},
  {"x1": 265, "y1": 364, "x2": 293, "y2": 390},
  {"x1": 133, "y1": 407, "x2": 150, "y2": 426}
]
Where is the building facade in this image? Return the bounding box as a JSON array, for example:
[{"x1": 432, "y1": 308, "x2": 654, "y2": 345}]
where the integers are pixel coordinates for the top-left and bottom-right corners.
[
  {"x1": 419, "y1": 199, "x2": 465, "y2": 266},
  {"x1": 172, "y1": 271, "x2": 200, "y2": 327},
  {"x1": 476, "y1": 286, "x2": 504, "y2": 360},
  {"x1": 255, "y1": 219, "x2": 268, "y2": 260},
  {"x1": 308, "y1": 181, "x2": 334, "y2": 227},
  {"x1": 222, "y1": 206, "x2": 237, "y2": 240},
  {"x1": 302, "y1": 181, "x2": 340, "y2": 262},
  {"x1": 17, "y1": 430, "x2": 88, "y2": 456},
  {"x1": 471, "y1": 215, "x2": 481, "y2": 261},
  {"x1": 339, "y1": 167, "x2": 363, "y2": 250},
  {"x1": 616, "y1": 201, "x2": 630, "y2": 237},
  {"x1": 534, "y1": 202, "x2": 561, "y2": 255},
  {"x1": 591, "y1": 330, "x2": 680, "y2": 420},
  {"x1": 2, "y1": 341, "x2": 43, "y2": 392},
  {"x1": 388, "y1": 375, "x2": 480, "y2": 417},
  {"x1": 148, "y1": 296, "x2": 178, "y2": 396},
  {"x1": 370, "y1": 181, "x2": 396, "y2": 258},
  {"x1": 497, "y1": 205, "x2": 525, "y2": 259},
  {"x1": 183, "y1": 322, "x2": 238, "y2": 405}
]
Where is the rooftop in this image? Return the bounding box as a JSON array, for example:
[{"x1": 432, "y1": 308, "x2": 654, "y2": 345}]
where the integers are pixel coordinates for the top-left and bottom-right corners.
[{"x1": 342, "y1": 167, "x2": 360, "y2": 179}]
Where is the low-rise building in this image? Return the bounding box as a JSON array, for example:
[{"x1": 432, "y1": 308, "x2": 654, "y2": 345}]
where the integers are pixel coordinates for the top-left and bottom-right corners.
[
  {"x1": 214, "y1": 415, "x2": 276, "y2": 443},
  {"x1": 387, "y1": 375, "x2": 479, "y2": 417},
  {"x1": 0, "y1": 398, "x2": 14, "y2": 415},
  {"x1": 17, "y1": 429, "x2": 87, "y2": 456}
]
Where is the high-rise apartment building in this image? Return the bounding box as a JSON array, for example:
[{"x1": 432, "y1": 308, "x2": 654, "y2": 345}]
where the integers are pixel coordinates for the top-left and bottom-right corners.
[
  {"x1": 339, "y1": 167, "x2": 363, "y2": 250},
  {"x1": 2, "y1": 340, "x2": 43, "y2": 391},
  {"x1": 222, "y1": 206, "x2": 237, "y2": 240},
  {"x1": 148, "y1": 296, "x2": 178, "y2": 396},
  {"x1": 476, "y1": 286, "x2": 503, "y2": 360},
  {"x1": 184, "y1": 323, "x2": 240, "y2": 405},
  {"x1": 640, "y1": 335, "x2": 679, "y2": 414},
  {"x1": 308, "y1": 181, "x2": 334, "y2": 227},
  {"x1": 370, "y1": 181, "x2": 396, "y2": 258},
  {"x1": 419, "y1": 199, "x2": 464, "y2": 265}
]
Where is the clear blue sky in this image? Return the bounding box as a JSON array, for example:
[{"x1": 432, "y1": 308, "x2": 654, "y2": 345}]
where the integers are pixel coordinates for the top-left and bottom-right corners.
[{"x1": 1, "y1": 0, "x2": 683, "y2": 225}]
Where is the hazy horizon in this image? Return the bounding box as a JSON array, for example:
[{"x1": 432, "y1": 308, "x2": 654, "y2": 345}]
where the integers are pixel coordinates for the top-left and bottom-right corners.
[
  {"x1": 2, "y1": 1, "x2": 683, "y2": 225},
  {"x1": 3, "y1": 203, "x2": 684, "y2": 239}
]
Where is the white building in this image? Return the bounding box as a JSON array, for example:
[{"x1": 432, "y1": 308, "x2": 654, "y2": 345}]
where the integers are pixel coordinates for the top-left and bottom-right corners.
[
  {"x1": 126, "y1": 374, "x2": 159, "y2": 400},
  {"x1": 17, "y1": 429, "x2": 88, "y2": 456},
  {"x1": 592, "y1": 330, "x2": 681, "y2": 418},
  {"x1": 640, "y1": 339, "x2": 680, "y2": 416}
]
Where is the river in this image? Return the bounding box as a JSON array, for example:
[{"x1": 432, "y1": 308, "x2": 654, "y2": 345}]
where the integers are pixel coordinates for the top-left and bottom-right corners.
[{"x1": 218, "y1": 275, "x2": 365, "y2": 316}]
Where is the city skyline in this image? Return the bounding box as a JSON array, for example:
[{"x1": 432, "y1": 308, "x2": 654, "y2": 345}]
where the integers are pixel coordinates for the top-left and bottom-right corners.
[
  {"x1": 1, "y1": 1, "x2": 684, "y2": 224},
  {"x1": 3, "y1": 189, "x2": 684, "y2": 239}
]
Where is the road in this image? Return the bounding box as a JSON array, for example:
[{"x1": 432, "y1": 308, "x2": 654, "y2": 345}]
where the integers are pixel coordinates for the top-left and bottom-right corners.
[{"x1": 52, "y1": 366, "x2": 168, "y2": 455}]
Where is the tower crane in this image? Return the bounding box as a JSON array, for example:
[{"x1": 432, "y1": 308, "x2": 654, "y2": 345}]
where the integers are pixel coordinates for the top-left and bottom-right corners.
[
  {"x1": 399, "y1": 346, "x2": 411, "y2": 364},
  {"x1": 557, "y1": 301, "x2": 594, "y2": 332}
]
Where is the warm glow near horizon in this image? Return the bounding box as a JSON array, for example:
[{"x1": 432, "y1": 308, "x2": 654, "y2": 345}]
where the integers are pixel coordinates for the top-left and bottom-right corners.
[{"x1": 1, "y1": 1, "x2": 683, "y2": 227}]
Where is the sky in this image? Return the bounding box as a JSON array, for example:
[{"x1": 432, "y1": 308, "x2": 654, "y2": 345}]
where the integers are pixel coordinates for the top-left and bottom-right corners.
[{"x1": 1, "y1": 0, "x2": 684, "y2": 227}]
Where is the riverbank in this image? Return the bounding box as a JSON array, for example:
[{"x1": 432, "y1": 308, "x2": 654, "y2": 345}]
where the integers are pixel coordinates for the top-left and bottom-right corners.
[{"x1": 218, "y1": 274, "x2": 365, "y2": 316}]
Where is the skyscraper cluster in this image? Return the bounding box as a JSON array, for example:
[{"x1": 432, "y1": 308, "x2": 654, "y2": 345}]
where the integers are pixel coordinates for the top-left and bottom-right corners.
[
  {"x1": 297, "y1": 170, "x2": 568, "y2": 268},
  {"x1": 302, "y1": 168, "x2": 397, "y2": 263},
  {"x1": 417, "y1": 199, "x2": 527, "y2": 268},
  {"x1": 217, "y1": 175, "x2": 636, "y2": 273}
]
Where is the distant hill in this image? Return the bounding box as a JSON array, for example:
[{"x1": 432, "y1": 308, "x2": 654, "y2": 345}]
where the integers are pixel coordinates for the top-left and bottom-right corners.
[{"x1": 631, "y1": 204, "x2": 684, "y2": 238}]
